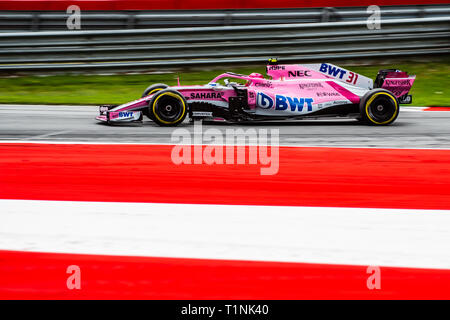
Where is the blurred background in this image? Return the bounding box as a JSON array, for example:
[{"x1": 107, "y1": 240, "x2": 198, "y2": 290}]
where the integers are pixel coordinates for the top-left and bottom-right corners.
[{"x1": 0, "y1": 0, "x2": 448, "y2": 106}]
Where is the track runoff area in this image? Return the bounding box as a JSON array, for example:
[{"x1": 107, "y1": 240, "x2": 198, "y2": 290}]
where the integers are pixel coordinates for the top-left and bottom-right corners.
[{"x1": 0, "y1": 105, "x2": 450, "y2": 300}]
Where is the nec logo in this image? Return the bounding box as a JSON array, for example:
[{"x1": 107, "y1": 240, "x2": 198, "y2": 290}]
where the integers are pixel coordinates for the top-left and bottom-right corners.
[
  {"x1": 288, "y1": 70, "x2": 311, "y2": 77},
  {"x1": 119, "y1": 111, "x2": 133, "y2": 117},
  {"x1": 319, "y1": 63, "x2": 347, "y2": 79},
  {"x1": 257, "y1": 93, "x2": 314, "y2": 112}
]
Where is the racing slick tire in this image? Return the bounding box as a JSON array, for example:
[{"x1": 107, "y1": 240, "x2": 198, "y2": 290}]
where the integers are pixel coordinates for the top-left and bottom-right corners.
[
  {"x1": 142, "y1": 83, "x2": 169, "y2": 98},
  {"x1": 142, "y1": 84, "x2": 169, "y2": 120},
  {"x1": 359, "y1": 89, "x2": 399, "y2": 125},
  {"x1": 149, "y1": 89, "x2": 188, "y2": 126}
]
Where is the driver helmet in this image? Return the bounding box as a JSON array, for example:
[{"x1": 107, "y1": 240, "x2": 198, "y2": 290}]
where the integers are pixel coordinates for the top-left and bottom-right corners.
[{"x1": 249, "y1": 73, "x2": 264, "y2": 79}]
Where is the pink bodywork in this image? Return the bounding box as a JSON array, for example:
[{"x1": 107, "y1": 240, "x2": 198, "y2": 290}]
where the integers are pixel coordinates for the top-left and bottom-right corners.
[
  {"x1": 100, "y1": 64, "x2": 414, "y2": 120},
  {"x1": 185, "y1": 66, "x2": 360, "y2": 114},
  {"x1": 381, "y1": 72, "x2": 416, "y2": 98}
]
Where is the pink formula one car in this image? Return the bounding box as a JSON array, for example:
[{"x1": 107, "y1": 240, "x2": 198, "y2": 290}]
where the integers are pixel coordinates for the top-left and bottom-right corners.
[{"x1": 96, "y1": 59, "x2": 415, "y2": 126}]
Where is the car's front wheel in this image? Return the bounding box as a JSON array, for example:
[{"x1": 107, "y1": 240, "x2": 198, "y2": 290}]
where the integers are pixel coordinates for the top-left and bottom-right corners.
[
  {"x1": 149, "y1": 89, "x2": 187, "y2": 126},
  {"x1": 359, "y1": 89, "x2": 399, "y2": 125}
]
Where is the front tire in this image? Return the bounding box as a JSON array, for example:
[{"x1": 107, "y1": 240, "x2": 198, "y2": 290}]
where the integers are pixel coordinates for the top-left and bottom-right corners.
[
  {"x1": 359, "y1": 89, "x2": 399, "y2": 125},
  {"x1": 149, "y1": 89, "x2": 187, "y2": 126}
]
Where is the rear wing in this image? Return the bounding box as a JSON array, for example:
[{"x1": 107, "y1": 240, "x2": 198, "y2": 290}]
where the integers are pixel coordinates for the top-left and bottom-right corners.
[{"x1": 375, "y1": 69, "x2": 416, "y2": 104}]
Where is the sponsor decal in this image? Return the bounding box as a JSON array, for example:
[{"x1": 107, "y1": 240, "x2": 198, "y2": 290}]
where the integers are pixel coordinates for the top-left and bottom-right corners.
[
  {"x1": 316, "y1": 92, "x2": 340, "y2": 97},
  {"x1": 399, "y1": 95, "x2": 412, "y2": 104},
  {"x1": 298, "y1": 83, "x2": 324, "y2": 89},
  {"x1": 383, "y1": 79, "x2": 413, "y2": 97},
  {"x1": 192, "y1": 111, "x2": 213, "y2": 117},
  {"x1": 315, "y1": 100, "x2": 348, "y2": 109},
  {"x1": 332, "y1": 100, "x2": 348, "y2": 105},
  {"x1": 319, "y1": 63, "x2": 360, "y2": 85},
  {"x1": 276, "y1": 95, "x2": 314, "y2": 112},
  {"x1": 267, "y1": 65, "x2": 285, "y2": 70},
  {"x1": 384, "y1": 79, "x2": 412, "y2": 86},
  {"x1": 257, "y1": 92, "x2": 314, "y2": 112},
  {"x1": 257, "y1": 92, "x2": 273, "y2": 109},
  {"x1": 255, "y1": 82, "x2": 273, "y2": 88},
  {"x1": 109, "y1": 110, "x2": 141, "y2": 121},
  {"x1": 288, "y1": 70, "x2": 311, "y2": 77},
  {"x1": 119, "y1": 111, "x2": 134, "y2": 118},
  {"x1": 390, "y1": 89, "x2": 408, "y2": 97},
  {"x1": 190, "y1": 92, "x2": 223, "y2": 99},
  {"x1": 320, "y1": 63, "x2": 347, "y2": 79}
]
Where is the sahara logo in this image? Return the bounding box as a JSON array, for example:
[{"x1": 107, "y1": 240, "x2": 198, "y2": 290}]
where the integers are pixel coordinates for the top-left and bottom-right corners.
[
  {"x1": 190, "y1": 92, "x2": 223, "y2": 99},
  {"x1": 257, "y1": 92, "x2": 314, "y2": 112}
]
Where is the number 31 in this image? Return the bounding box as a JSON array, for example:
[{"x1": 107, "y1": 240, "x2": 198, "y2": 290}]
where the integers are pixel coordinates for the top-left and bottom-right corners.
[{"x1": 346, "y1": 72, "x2": 358, "y2": 85}]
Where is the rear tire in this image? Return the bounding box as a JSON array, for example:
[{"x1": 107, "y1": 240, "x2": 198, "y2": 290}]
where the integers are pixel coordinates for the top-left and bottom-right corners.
[
  {"x1": 141, "y1": 84, "x2": 168, "y2": 120},
  {"x1": 359, "y1": 89, "x2": 399, "y2": 125},
  {"x1": 149, "y1": 89, "x2": 187, "y2": 126}
]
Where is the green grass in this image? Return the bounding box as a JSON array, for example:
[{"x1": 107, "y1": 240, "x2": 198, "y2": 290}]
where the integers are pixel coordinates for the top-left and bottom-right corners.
[{"x1": 0, "y1": 60, "x2": 449, "y2": 106}]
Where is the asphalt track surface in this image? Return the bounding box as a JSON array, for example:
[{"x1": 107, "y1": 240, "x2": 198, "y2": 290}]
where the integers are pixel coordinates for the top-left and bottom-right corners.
[
  {"x1": 0, "y1": 104, "x2": 449, "y2": 148},
  {"x1": 1, "y1": 104, "x2": 450, "y2": 299}
]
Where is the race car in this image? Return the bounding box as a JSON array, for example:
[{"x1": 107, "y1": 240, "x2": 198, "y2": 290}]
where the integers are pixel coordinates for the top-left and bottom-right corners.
[{"x1": 96, "y1": 59, "x2": 415, "y2": 126}]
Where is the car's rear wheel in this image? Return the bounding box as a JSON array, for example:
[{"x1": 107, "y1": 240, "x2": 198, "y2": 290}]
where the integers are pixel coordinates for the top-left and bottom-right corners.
[
  {"x1": 359, "y1": 89, "x2": 399, "y2": 125},
  {"x1": 149, "y1": 89, "x2": 187, "y2": 126},
  {"x1": 141, "y1": 84, "x2": 168, "y2": 120}
]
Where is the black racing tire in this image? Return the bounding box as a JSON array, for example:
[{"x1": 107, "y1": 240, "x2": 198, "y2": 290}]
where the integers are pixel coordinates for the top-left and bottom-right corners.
[
  {"x1": 142, "y1": 83, "x2": 169, "y2": 98},
  {"x1": 149, "y1": 89, "x2": 188, "y2": 126},
  {"x1": 359, "y1": 89, "x2": 399, "y2": 125},
  {"x1": 141, "y1": 84, "x2": 169, "y2": 120}
]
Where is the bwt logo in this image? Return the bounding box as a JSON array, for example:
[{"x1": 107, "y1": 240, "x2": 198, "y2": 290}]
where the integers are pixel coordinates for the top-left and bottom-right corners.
[
  {"x1": 257, "y1": 92, "x2": 273, "y2": 109},
  {"x1": 119, "y1": 111, "x2": 133, "y2": 117},
  {"x1": 257, "y1": 93, "x2": 314, "y2": 112},
  {"x1": 319, "y1": 63, "x2": 347, "y2": 79}
]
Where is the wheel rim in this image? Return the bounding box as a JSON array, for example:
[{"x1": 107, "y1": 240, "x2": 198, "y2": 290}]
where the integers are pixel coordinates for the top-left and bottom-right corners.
[
  {"x1": 154, "y1": 94, "x2": 184, "y2": 123},
  {"x1": 366, "y1": 94, "x2": 397, "y2": 124}
]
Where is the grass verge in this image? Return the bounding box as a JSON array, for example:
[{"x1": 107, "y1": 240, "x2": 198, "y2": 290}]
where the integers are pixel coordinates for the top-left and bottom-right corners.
[{"x1": 0, "y1": 60, "x2": 448, "y2": 106}]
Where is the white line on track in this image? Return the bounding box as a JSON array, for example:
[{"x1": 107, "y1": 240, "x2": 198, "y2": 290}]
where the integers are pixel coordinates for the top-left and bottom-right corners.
[
  {"x1": 23, "y1": 130, "x2": 73, "y2": 141},
  {"x1": 1, "y1": 199, "x2": 450, "y2": 269},
  {"x1": 1, "y1": 139, "x2": 450, "y2": 150}
]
